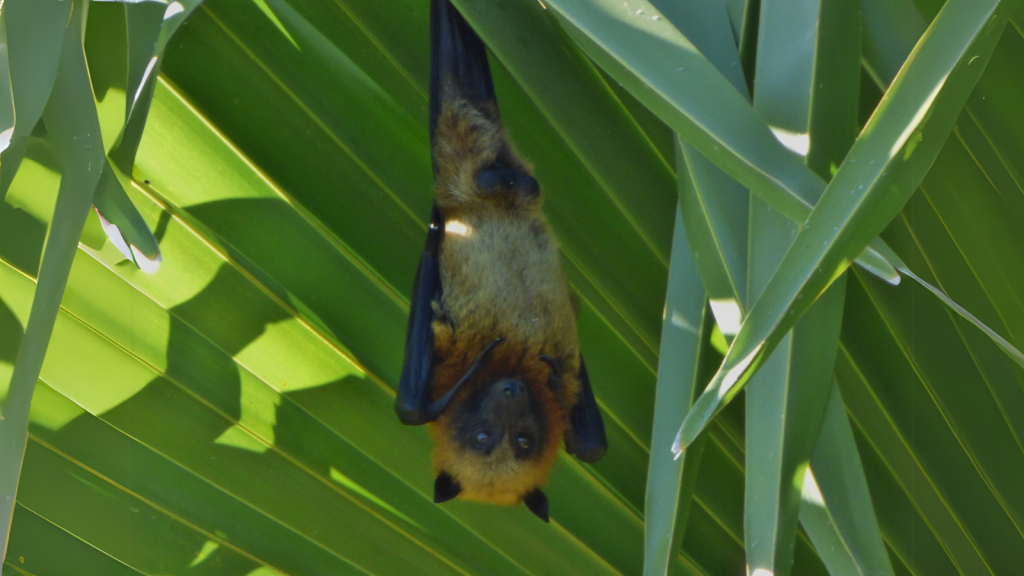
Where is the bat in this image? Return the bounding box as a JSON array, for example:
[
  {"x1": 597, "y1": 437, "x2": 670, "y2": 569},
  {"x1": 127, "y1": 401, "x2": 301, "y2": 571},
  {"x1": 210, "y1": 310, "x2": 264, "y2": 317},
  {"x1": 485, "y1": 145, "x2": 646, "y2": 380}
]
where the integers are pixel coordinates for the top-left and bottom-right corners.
[{"x1": 394, "y1": 0, "x2": 607, "y2": 522}]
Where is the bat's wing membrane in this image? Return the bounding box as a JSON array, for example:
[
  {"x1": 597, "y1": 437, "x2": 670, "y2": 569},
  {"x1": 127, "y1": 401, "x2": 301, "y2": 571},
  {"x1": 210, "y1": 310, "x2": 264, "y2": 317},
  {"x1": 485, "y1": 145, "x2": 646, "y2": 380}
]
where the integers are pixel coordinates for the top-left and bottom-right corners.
[
  {"x1": 395, "y1": 205, "x2": 444, "y2": 425},
  {"x1": 398, "y1": 0, "x2": 496, "y2": 425},
  {"x1": 566, "y1": 356, "x2": 608, "y2": 462}
]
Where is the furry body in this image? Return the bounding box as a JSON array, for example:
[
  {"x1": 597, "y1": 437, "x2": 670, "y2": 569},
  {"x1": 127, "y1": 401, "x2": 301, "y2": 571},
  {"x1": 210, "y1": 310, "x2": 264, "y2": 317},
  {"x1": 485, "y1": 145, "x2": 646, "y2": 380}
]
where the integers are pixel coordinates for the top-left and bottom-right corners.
[{"x1": 428, "y1": 94, "x2": 581, "y2": 504}]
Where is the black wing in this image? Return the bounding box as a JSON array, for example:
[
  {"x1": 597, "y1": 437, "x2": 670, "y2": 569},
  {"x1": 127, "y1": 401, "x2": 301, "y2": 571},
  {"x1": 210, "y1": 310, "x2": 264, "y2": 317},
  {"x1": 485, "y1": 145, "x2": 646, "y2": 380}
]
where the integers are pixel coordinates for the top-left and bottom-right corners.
[
  {"x1": 395, "y1": 205, "x2": 444, "y2": 425},
  {"x1": 428, "y1": 0, "x2": 498, "y2": 146},
  {"x1": 396, "y1": 0, "x2": 496, "y2": 425},
  {"x1": 565, "y1": 356, "x2": 608, "y2": 462}
]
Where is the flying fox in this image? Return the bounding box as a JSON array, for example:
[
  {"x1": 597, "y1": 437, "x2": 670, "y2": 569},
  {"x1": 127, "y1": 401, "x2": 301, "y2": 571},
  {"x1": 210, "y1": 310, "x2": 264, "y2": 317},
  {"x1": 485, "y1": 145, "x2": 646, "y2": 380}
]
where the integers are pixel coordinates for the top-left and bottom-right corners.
[{"x1": 394, "y1": 0, "x2": 607, "y2": 522}]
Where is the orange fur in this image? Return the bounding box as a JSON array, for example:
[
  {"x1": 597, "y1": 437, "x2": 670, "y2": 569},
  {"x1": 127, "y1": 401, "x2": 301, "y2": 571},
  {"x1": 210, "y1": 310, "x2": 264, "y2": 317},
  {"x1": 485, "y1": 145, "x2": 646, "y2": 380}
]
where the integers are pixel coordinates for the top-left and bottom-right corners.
[
  {"x1": 427, "y1": 89, "x2": 582, "y2": 505},
  {"x1": 429, "y1": 341, "x2": 569, "y2": 504}
]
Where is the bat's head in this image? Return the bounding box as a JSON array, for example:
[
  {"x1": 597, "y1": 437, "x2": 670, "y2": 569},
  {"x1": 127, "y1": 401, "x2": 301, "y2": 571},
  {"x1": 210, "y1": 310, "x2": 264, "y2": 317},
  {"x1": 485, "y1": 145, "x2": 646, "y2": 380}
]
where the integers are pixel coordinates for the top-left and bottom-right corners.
[{"x1": 428, "y1": 339, "x2": 569, "y2": 522}]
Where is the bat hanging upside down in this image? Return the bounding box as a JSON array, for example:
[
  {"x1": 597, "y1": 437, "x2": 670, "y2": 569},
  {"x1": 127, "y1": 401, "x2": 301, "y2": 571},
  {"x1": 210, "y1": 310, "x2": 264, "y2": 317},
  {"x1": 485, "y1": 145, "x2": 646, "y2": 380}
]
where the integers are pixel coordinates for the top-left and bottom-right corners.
[{"x1": 394, "y1": 0, "x2": 607, "y2": 522}]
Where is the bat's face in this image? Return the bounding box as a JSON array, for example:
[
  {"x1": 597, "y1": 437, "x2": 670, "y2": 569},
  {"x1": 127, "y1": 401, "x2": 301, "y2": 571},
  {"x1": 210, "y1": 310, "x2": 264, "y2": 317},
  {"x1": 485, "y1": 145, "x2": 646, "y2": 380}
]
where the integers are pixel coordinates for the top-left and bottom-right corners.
[
  {"x1": 453, "y1": 378, "x2": 547, "y2": 468},
  {"x1": 430, "y1": 369, "x2": 565, "y2": 520}
]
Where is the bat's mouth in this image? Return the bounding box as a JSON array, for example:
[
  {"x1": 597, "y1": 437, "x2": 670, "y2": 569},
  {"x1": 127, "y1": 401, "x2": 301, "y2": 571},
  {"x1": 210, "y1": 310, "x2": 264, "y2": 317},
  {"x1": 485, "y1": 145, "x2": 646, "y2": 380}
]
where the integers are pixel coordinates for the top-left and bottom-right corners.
[{"x1": 424, "y1": 337, "x2": 504, "y2": 421}]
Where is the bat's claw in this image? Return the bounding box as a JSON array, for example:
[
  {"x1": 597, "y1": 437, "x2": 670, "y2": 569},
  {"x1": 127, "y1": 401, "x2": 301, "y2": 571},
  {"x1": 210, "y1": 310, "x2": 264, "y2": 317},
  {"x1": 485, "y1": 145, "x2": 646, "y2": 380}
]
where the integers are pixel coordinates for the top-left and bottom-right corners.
[{"x1": 539, "y1": 354, "x2": 565, "y2": 402}]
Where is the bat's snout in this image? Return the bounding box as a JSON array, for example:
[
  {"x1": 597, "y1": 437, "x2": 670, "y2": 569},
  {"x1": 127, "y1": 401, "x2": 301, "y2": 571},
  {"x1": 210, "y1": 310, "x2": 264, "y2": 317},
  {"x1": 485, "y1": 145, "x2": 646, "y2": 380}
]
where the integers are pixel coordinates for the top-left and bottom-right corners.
[{"x1": 490, "y1": 379, "x2": 529, "y2": 412}]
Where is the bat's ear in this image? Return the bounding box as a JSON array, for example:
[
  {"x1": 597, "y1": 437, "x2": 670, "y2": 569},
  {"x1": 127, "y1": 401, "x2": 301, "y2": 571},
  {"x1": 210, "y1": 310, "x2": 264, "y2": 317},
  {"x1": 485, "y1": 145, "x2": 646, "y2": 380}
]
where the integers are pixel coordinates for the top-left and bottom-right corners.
[
  {"x1": 434, "y1": 471, "x2": 462, "y2": 503},
  {"x1": 522, "y1": 489, "x2": 549, "y2": 522}
]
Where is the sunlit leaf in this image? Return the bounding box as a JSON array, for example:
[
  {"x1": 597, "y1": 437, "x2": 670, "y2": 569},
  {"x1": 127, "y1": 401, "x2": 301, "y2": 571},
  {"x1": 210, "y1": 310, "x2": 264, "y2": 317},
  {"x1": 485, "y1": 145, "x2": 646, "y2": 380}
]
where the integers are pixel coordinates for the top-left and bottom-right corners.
[
  {"x1": 0, "y1": 4, "x2": 105, "y2": 564},
  {"x1": 91, "y1": 1, "x2": 203, "y2": 270},
  {"x1": 0, "y1": 0, "x2": 70, "y2": 199},
  {"x1": 677, "y1": 0, "x2": 1011, "y2": 450}
]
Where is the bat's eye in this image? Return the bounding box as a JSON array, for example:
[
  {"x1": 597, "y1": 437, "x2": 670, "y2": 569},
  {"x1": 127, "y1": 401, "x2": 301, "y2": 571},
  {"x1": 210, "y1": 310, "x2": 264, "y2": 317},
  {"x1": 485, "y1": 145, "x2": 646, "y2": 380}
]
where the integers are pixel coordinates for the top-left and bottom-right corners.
[
  {"x1": 474, "y1": 431, "x2": 491, "y2": 446},
  {"x1": 516, "y1": 434, "x2": 532, "y2": 451}
]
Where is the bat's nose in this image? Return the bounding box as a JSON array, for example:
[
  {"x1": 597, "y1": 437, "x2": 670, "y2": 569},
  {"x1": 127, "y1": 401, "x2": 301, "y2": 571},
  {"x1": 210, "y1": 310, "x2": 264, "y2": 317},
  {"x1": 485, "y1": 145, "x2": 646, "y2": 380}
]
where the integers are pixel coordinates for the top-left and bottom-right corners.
[{"x1": 502, "y1": 381, "x2": 525, "y2": 397}]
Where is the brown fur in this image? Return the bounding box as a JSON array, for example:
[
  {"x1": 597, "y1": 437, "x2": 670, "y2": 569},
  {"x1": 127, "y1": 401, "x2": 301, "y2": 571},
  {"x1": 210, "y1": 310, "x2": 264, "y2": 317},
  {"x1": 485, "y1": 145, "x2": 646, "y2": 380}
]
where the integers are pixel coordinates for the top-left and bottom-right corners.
[{"x1": 428, "y1": 86, "x2": 581, "y2": 505}]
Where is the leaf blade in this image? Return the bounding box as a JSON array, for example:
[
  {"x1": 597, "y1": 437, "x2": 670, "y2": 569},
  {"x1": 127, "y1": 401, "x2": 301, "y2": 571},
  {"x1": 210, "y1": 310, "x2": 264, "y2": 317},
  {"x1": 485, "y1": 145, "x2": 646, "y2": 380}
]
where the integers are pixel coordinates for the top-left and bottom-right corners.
[
  {"x1": 677, "y1": 0, "x2": 1011, "y2": 450},
  {"x1": 643, "y1": 205, "x2": 709, "y2": 576},
  {"x1": 90, "y1": 1, "x2": 204, "y2": 269},
  {"x1": 741, "y1": 1, "x2": 857, "y2": 569},
  {"x1": 801, "y1": 382, "x2": 896, "y2": 576},
  {"x1": 542, "y1": 0, "x2": 899, "y2": 284},
  {"x1": 0, "y1": 0, "x2": 71, "y2": 199},
  {"x1": 0, "y1": 3, "x2": 105, "y2": 565}
]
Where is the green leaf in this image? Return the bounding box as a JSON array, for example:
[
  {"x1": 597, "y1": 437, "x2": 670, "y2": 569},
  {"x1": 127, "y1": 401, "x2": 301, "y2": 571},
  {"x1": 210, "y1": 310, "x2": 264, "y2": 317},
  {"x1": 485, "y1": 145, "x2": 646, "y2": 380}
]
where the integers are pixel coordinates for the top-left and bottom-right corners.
[
  {"x1": 642, "y1": 205, "x2": 709, "y2": 576},
  {"x1": 860, "y1": 0, "x2": 1024, "y2": 379},
  {"x1": 7, "y1": 503, "x2": 146, "y2": 576},
  {"x1": 0, "y1": 262, "x2": 489, "y2": 575},
  {"x1": 0, "y1": 11, "x2": 14, "y2": 152},
  {"x1": 2, "y1": 0, "x2": 68, "y2": 138},
  {"x1": 111, "y1": 0, "x2": 204, "y2": 167},
  {"x1": 861, "y1": 0, "x2": 927, "y2": 87},
  {"x1": 89, "y1": 1, "x2": 166, "y2": 268},
  {"x1": 834, "y1": 37, "x2": 1024, "y2": 562},
  {"x1": 156, "y1": 0, "x2": 670, "y2": 443},
  {"x1": 90, "y1": 1, "x2": 203, "y2": 270},
  {"x1": 91, "y1": 162, "x2": 162, "y2": 270},
  {"x1": 743, "y1": 277, "x2": 845, "y2": 576},
  {"x1": 633, "y1": 10, "x2": 746, "y2": 570},
  {"x1": 17, "y1": 434, "x2": 290, "y2": 575},
  {"x1": 650, "y1": 0, "x2": 749, "y2": 99},
  {"x1": 742, "y1": 3, "x2": 852, "y2": 572},
  {"x1": 840, "y1": 266, "x2": 1024, "y2": 573},
  {"x1": 751, "y1": 0, "x2": 897, "y2": 573},
  {"x1": 0, "y1": 0, "x2": 71, "y2": 199},
  {"x1": 800, "y1": 382, "x2": 895, "y2": 576},
  {"x1": 887, "y1": 249, "x2": 1024, "y2": 369},
  {"x1": 965, "y1": 16, "x2": 1024, "y2": 196},
  {"x1": 0, "y1": 173, "x2": 624, "y2": 574},
  {"x1": 659, "y1": 0, "x2": 750, "y2": 311},
  {"x1": 0, "y1": 1, "x2": 105, "y2": 565},
  {"x1": 676, "y1": 0, "x2": 1011, "y2": 451},
  {"x1": 543, "y1": 0, "x2": 817, "y2": 218},
  {"x1": 678, "y1": 145, "x2": 749, "y2": 308},
  {"x1": 881, "y1": 206, "x2": 1024, "y2": 550},
  {"x1": 542, "y1": 0, "x2": 899, "y2": 284},
  {"x1": 723, "y1": 0, "x2": 747, "y2": 46},
  {"x1": 843, "y1": 408, "x2": 962, "y2": 576}
]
